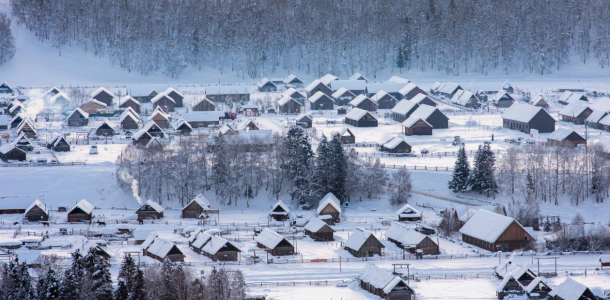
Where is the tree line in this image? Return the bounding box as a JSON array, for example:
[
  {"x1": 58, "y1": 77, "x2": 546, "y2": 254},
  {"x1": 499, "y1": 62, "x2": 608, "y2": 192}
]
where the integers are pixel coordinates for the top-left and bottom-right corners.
[
  {"x1": 116, "y1": 127, "x2": 412, "y2": 208},
  {"x1": 0, "y1": 250, "x2": 246, "y2": 300},
  {"x1": 9, "y1": 0, "x2": 610, "y2": 77}
]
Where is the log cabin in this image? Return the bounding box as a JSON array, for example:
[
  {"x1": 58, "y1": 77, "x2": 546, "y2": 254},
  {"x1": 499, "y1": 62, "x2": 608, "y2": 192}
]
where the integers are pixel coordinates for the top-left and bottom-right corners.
[
  {"x1": 67, "y1": 199, "x2": 94, "y2": 222},
  {"x1": 295, "y1": 114, "x2": 313, "y2": 128},
  {"x1": 172, "y1": 118, "x2": 193, "y2": 135},
  {"x1": 345, "y1": 227, "x2": 384, "y2": 257},
  {"x1": 47, "y1": 134, "x2": 70, "y2": 152},
  {"x1": 309, "y1": 91, "x2": 335, "y2": 110},
  {"x1": 558, "y1": 91, "x2": 588, "y2": 105},
  {"x1": 142, "y1": 235, "x2": 185, "y2": 262},
  {"x1": 410, "y1": 93, "x2": 437, "y2": 107},
  {"x1": 402, "y1": 116, "x2": 433, "y2": 136},
  {"x1": 278, "y1": 96, "x2": 302, "y2": 114},
  {"x1": 359, "y1": 264, "x2": 415, "y2": 300},
  {"x1": 399, "y1": 83, "x2": 428, "y2": 101},
  {"x1": 459, "y1": 210, "x2": 534, "y2": 252},
  {"x1": 192, "y1": 97, "x2": 216, "y2": 111},
  {"x1": 547, "y1": 128, "x2": 586, "y2": 147},
  {"x1": 182, "y1": 194, "x2": 212, "y2": 218},
  {"x1": 349, "y1": 94, "x2": 378, "y2": 112},
  {"x1": 119, "y1": 96, "x2": 141, "y2": 114},
  {"x1": 380, "y1": 136, "x2": 411, "y2": 154},
  {"x1": 367, "y1": 82, "x2": 409, "y2": 100},
  {"x1": 283, "y1": 74, "x2": 304, "y2": 88},
  {"x1": 532, "y1": 95, "x2": 549, "y2": 109},
  {"x1": 24, "y1": 200, "x2": 49, "y2": 222},
  {"x1": 164, "y1": 87, "x2": 185, "y2": 107},
  {"x1": 317, "y1": 193, "x2": 342, "y2": 224},
  {"x1": 269, "y1": 200, "x2": 290, "y2": 221},
  {"x1": 91, "y1": 87, "x2": 116, "y2": 107},
  {"x1": 304, "y1": 217, "x2": 334, "y2": 241},
  {"x1": 451, "y1": 90, "x2": 480, "y2": 108},
  {"x1": 391, "y1": 100, "x2": 420, "y2": 122},
  {"x1": 119, "y1": 111, "x2": 139, "y2": 130},
  {"x1": 585, "y1": 110, "x2": 607, "y2": 129},
  {"x1": 136, "y1": 200, "x2": 164, "y2": 220},
  {"x1": 257, "y1": 78, "x2": 277, "y2": 92},
  {"x1": 332, "y1": 87, "x2": 357, "y2": 106},
  {"x1": 331, "y1": 127, "x2": 355, "y2": 144},
  {"x1": 305, "y1": 80, "x2": 333, "y2": 97},
  {"x1": 282, "y1": 88, "x2": 306, "y2": 104},
  {"x1": 385, "y1": 222, "x2": 440, "y2": 255},
  {"x1": 204, "y1": 85, "x2": 251, "y2": 104},
  {"x1": 67, "y1": 108, "x2": 89, "y2": 126},
  {"x1": 559, "y1": 104, "x2": 592, "y2": 124},
  {"x1": 371, "y1": 91, "x2": 398, "y2": 109},
  {"x1": 345, "y1": 108, "x2": 378, "y2": 127},
  {"x1": 329, "y1": 80, "x2": 367, "y2": 96},
  {"x1": 13, "y1": 133, "x2": 34, "y2": 152},
  {"x1": 396, "y1": 204, "x2": 422, "y2": 222},
  {"x1": 0, "y1": 143, "x2": 26, "y2": 162},
  {"x1": 201, "y1": 236, "x2": 241, "y2": 261},
  {"x1": 79, "y1": 100, "x2": 107, "y2": 114},
  {"x1": 502, "y1": 103, "x2": 556, "y2": 134},
  {"x1": 149, "y1": 108, "x2": 171, "y2": 128},
  {"x1": 255, "y1": 228, "x2": 295, "y2": 256},
  {"x1": 95, "y1": 119, "x2": 115, "y2": 136},
  {"x1": 549, "y1": 278, "x2": 597, "y2": 300},
  {"x1": 151, "y1": 92, "x2": 176, "y2": 112}
]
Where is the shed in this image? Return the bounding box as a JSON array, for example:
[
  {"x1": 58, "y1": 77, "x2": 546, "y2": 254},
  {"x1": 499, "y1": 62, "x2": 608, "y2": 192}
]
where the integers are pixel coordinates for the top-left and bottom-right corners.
[
  {"x1": 192, "y1": 96, "x2": 216, "y2": 111},
  {"x1": 269, "y1": 200, "x2": 290, "y2": 221},
  {"x1": 304, "y1": 217, "x2": 334, "y2": 241},
  {"x1": 332, "y1": 87, "x2": 357, "y2": 106},
  {"x1": 91, "y1": 87, "x2": 116, "y2": 106},
  {"x1": 309, "y1": 91, "x2": 335, "y2": 110},
  {"x1": 257, "y1": 78, "x2": 277, "y2": 92},
  {"x1": 385, "y1": 222, "x2": 439, "y2": 255},
  {"x1": 96, "y1": 119, "x2": 115, "y2": 136},
  {"x1": 492, "y1": 91, "x2": 515, "y2": 108},
  {"x1": 451, "y1": 90, "x2": 480, "y2": 108},
  {"x1": 67, "y1": 199, "x2": 94, "y2": 222},
  {"x1": 547, "y1": 129, "x2": 586, "y2": 147},
  {"x1": 119, "y1": 96, "x2": 141, "y2": 114},
  {"x1": 349, "y1": 95, "x2": 378, "y2": 112},
  {"x1": 317, "y1": 192, "x2": 342, "y2": 224},
  {"x1": 164, "y1": 87, "x2": 184, "y2": 107},
  {"x1": 380, "y1": 136, "x2": 411, "y2": 154},
  {"x1": 396, "y1": 204, "x2": 422, "y2": 221},
  {"x1": 502, "y1": 104, "x2": 556, "y2": 133},
  {"x1": 331, "y1": 127, "x2": 355, "y2": 144},
  {"x1": 255, "y1": 228, "x2": 294, "y2": 256},
  {"x1": 0, "y1": 143, "x2": 26, "y2": 162},
  {"x1": 295, "y1": 114, "x2": 313, "y2": 128},
  {"x1": 151, "y1": 93, "x2": 176, "y2": 112},
  {"x1": 278, "y1": 96, "x2": 302, "y2": 114},
  {"x1": 391, "y1": 100, "x2": 420, "y2": 122},
  {"x1": 182, "y1": 194, "x2": 212, "y2": 218},
  {"x1": 344, "y1": 227, "x2": 384, "y2": 257},
  {"x1": 305, "y1": 80, "x2": 333, "y2": 97},
  {"x1": 371, "y1": 91, "x2": 398, "y2": 109},
  {"x1": 359, "y1": 264, "x2": 414, "y2": 300},
  {"x1": 136, "y1": 200, "x2": 164, "y2": 220},
  {"x1": 201, "y1": 236, "x2": 241, "y2": 261},
  {"x1": 345, "y1": 108, "x2": 378, "y2": 127},
  {"x1": 459, "y1": 210, "x2": 534, "y2": 252},
  {"x1": 24, "y1": 200, "x2": 49, "y2": 222},
  {"x1": 548, "y1": 278, "x2": 597, "y2": 300},
  {"x1": 119, "y1": 111, "x2": 139, "y2": 130},
  {"x1": 402, "y1": 116, "x2": 432, "y2": 136}
]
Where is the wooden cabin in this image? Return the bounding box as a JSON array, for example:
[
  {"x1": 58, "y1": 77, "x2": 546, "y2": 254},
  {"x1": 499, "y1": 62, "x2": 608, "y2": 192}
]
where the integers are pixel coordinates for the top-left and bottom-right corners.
[
  {"x1": 385, "y1": 222, "x2": 440, "y2": 255},
  {"x1": 344, "y1": 227, "x2": 384, "y2": 257},
  {"x1": 282, "y1": 88, "x2": 306, "y2": 103},
  {"x1": 305, "y1": 80, "x2": 333, "y2": 97},
  {"x1": 149, "y1": 109, "x2": 171, "y2": 129},
  {"x1": 136, "y1": 200, "x2": 164, "y2": 220},
  {"x1": 24, "y1": 200, "x2": 49, "y2": 222},
  {"x1": 329, "y1": 80, "x2": 367, "y2": 96},
  {"x1": 0, "y1": 144, "x2": 26, "y2": 162},
  {"x1": 13, "y1": 133, "x2": 34, "y2": 152},
  {"x1": 409, "y1": 104, "x2": 449, "y2": 129},
  {"x1": 119, "y1": 111, "x2": 139, "y2": 130},
  {"x1": 332, "y1": 87, "x2": 357, "y2": 106},
  {"x1": 79, "y1": 100, "x2": 107, "y2": 114},
  {"x1": 502, "y1": 104, "x2": 556, "y2": 134},
  {"x1": 47, "y1": 135, "x2": 70, "y2": 152},
  {"x1": 238, "y1": 118, "x2": 261, "y2": 131},
  {"x1": 459, "y1": 210, "x2": 534, "y2": 252},
  {"x1": 142, "y1": 235, "x2": 185, "y2": 262},
  {"x1": 410, "y1": 93, "x2": 437, "y2": 107},
  {"x1": 192, "y1": 97, "x2": 216, "y2": 111},
  {"x1": 182, "y1": 194, "x2": 211, "y2": 218},
  {"x1": 142, "y1": 121, "x2": 165, "y2": 138},
  {"x1": 16, "y1": 119, "x2": 37, "y2": 139},
  {"x1": 547, "y1": 129, "x2": 586, "y2": 147},
  {"x1": 359, "y1": 264, "x2": 415, "y2": 300},
  {"x1": 350, "y1": 95, "x2": 378, "y2": 112},
  {"x1": 164, "y1": 87, "x2": 185, "y2": 107},
  {"x1": 451, "y1": 90, "x2": 480, "y2": 108},
  {"x1": 380, "y1": 136, "x2": 412, "y2": 154},
  {"x1": 345, "y1": 108, "x2": 378, "y2": 127},
  {"x1": 503, "y1": 81, "x2": 514, "y2": 94},
  {"x1": 304, "y1": 217, "x2": 334, "y2": 241},
  {"x1": 532, "y1": 95, "x2": 549, "y2": 109},
  {"x1": 10, "y1": 115, "x2": 23, "y2": 129},
  {"x1": 173, "y1": 118, "x2": 193, "y2": 135},
  {"x1": 371, "y1": 91, "x2": 398, "y2": 109},
  {"x1": 295, "y1": 114, "x2": 313, "y2": 128},
  {"x1": 586, "y1": 110, "x2": 607, "y2": 129},
  {"x1": 331, "y1": 128, "x2": 355, "y2": 144},
  {"x1": 278, "y1": 96, "x2": 302, "y2": 114},
  {"x1": 255, "y1": 228, "x2": 295, "y2": 256},
  {"x1": 257, "y1": 78, "x2": 277, "y2": 92},
  {"x1": 309, "y1": 91, "x2": 335, "y2": 110},
  {"x1": 132, "y1": 130, "x2": 152, "y2": 146},
  {"x1": 549, "y1": 278, "x2": 597, "y2": 300},
  {"x1": 67, "y1": 108, "x2": 89, "y2": 127},
  {"x1": 201, "y1": 236, "x2": 241, "y2": 261},
  {"x1": 436, "y1": 82, "x2": 463, "y2": 98},
  {"x1": 284, "y1": 75, "x2": 304, "y2": 88},
  {"x1": 402, "y1": 116, "x2": 433, "y2": 136},
  {"x1": 91, "y1": 87, "x2": 115, "y2": 107},
  {"x1": 151, "y1": 93, "x2": 176, "y2": 112},
  {"x1": 96, "y1": 120, "x2": 115, "y2": 136},
  {"x1": 391, "y1": 100, "x2": 420, "y2": 122},
  {"x1": 190, "y1": 231, "x2": 213, "y2": 253},
  {"x1": 317, "y1": 193, "x2": 342, "y2": 224},
  {"x1": 204, "y1": 85, "x2": 251, "y2": 104},
  {"x1": 600, "y1": 255, "x2": 610, "y2": 269},
  {"x1": 558, "y1": 91, "x2": 588, "y2": 105},
  {"x1": 181, "y1": 111, "x2": 223, "y2": 128},
  {"x1": 399, "y1": 83, "x2": 428, "y2": 101},
  {"x1": 269, "y1": 200, "x2": 290, "y2": 221},
  {"x1": 119, "y1": 96, "x2": 141, "y2": 114},
  {"x1": 9, "y1": 103, "x2": 23, "y2": 117},
  {"x1": 367, "y1": 82, "x2": 409, "y2": 100},
  {"x1": 492, "y1": 91, "x2": 515, "y2": 108},
  {"x1": 349, "y1": 73, "x2": 368, "y2": 82},
  {"x1": 396, "y1": 204, "x2": 422, "y2": 222},
  {"x1": 67, "y1": 200, "x2": 94, "y2": 222},
  {"x1": 559, "y1": 104, "x2": 592, "y2": 125}
]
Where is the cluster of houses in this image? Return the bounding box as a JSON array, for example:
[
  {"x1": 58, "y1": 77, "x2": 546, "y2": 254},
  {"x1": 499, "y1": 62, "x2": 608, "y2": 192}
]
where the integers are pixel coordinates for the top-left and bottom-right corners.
[{"x1": 558, "y1": 94, "x2": 610, "y2": 134}]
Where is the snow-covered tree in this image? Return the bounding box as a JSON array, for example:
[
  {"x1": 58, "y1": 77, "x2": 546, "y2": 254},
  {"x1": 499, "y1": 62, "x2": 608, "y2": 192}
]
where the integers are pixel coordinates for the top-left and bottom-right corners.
[
  {"x1": 38, "y1": 269, "x2": 61, "y2": 300},
  {"x1": 285, "y1": 126, "x2": 315, "y2": 204},
  {"x1": 328, "y1": 137, "x2": 347, "y2": 202},
  {"x1": 390, "y1": 168, "x2": 412, "y2": 205},
  {"x1": 448, "y1": 146, "x2": 470, "y2": 193},
  {"x1": 468, "y1": 144, "x2": 498, "y2": 197},
  {"x1": 0, "y1": 13, "x2": 15, "y2": 65}
]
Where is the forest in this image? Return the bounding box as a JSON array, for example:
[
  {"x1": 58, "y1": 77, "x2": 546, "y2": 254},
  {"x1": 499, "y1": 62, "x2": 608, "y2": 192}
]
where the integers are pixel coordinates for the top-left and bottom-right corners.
[{"x1": 8, "y1": 0, "x2": 610, "y2": 77}]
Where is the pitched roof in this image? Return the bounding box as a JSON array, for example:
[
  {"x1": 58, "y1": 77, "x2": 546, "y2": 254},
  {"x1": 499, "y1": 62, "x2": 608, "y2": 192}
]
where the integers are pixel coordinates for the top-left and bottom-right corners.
[
  {"x1": 138, "y1": 200, "x2": 165, "y2": 213},
  {"x1": 391, "y1": 100, "x2": 419, "y2": 115},
  {"x1": 146, "y1": 238, "x2": 183, "y2": 258},
  {"x1": 202, "y1": 236, "x2": 240, "y2": 255},
  {"x1": 586, "y1": 110, "x2": 607, "y2": 123},
  {"x1": 119, "y1": 96, "x2": 141, "y2": 106},
  {"x1": 25, "y1": 199, "x2": 48, "y2": 216},
  {"x1": 319, "y1": 74, "x2": 339, "y2": 85},
  {"x1": 345, "y1": 227, "x2": 381, "y2": 251},
  {"x1": 367, "y1": 82, "x2": 408, "y2": 94},
  {"x1": 382, "y1": 136, "x2": 409, "y2": 150},
  {"x1": 304, "y1": 80, "x2": 326, "y2": 93},
  {"x1": 387, "y1": 76, "x2": 410, "y2": 83},
  {"x1": 204, "y1": 85, "x2": 253, "y2": 95},
  {"x1": 296, "y1": 114, "x2": 312, "y2": 122},
  {"x1": 277, "y1": 95, "x2": 301, "y2": 106},
  {"x1": 332, "y1": 87, "x2": 356, "y2": 99},
  {"x1": 329, "y1": 80, "x2": 367, "y2": 91},
  {"x1": 560, "y1": 91, "x2": 588, "y2": 104},
  {"x1": 402, "y1": 115, "x2": 431, "y2": 128},
  {"x1": 459, "y1": 210, "x2": 530, "y2": 243},
  {"x1": 0, "y1": 143, "x2": 22, "y2": 155},
  {"x1": 186, "y1": 194, "x2": 211, "y2": 210},
  {"x1": 532, "y1": 95, "x2": 546, "y2": 106},
  {"x1": 398, "y1": 83, "x2": 420, "y2": 96},
  {"x1": 283, "y1": 74, "x2": 303, "y2": 84},
  {"x1": 349, "y1": 94, "x2": 377, "y2": 107},
  {"x1": 123, "y1": 106, "x2": 140, "y2": 118},
  {"x1": 282, "y1": 88, "x2": 305, "y2": 98},
  {"x1": 90, "y1": 87, "x2": 116, "y2": 99},
  {"x1": 588, "y1": 97, "x2": 610, "y2": 112},
  {"x1": 437, "y1": 82, "x2": 462, "y2": 94},
  {"x1": 269, "y1": 200, "x2": 290, "y2": 215},
  {"x1": 257, "y1": 78, "x2": 276, "y2": 89},
  {"x1": 68, "y1": 108, "x2": 89, "y2": 119},
  {"x1": 149, "y1": 108, "x2": 170, "y2": 121},
  {"x1": 411, "y1": 104, "x2": 445, "y2": 120},
  {"x1": 548, "y1": 278, "x2": 592, "y2": 300},
  {"x1": 345, "y1": 108, "x2": 375, "y2": 121},
  {"x1": 385, "y1": 222, "x2": 427, "y2": 246},
  {"x1": 492, "y1": 91, "x2": 514, "y2": 102},
  {"x1": 151, "y1": 92, "x2": 175, "y2": 104},
  {"x1": 451, "y1": 90, "x2": 478, "y2": 106},
  {"x1": 410, "y1": 93, "x2": 435, "y2": 105},
  {"x1": 559, "y1": 103, "x2": 589, "y2": 117},
  {"x1": 164, "y1": 87, "x2": 184, "y2": 98},
  {"x1": 371, "y1": 90, "x2": 397, "y2": 102},
  {"x1": 395, "y1": 204, "x2": 421, "y2": 218},
  {"x1": 304, "y1": 217, "x2": 333, "y2": 233},
  {"x1": 502, "y1": 103, "x2": 547, "y2": 123},
  {"x1": 180, "y1": 111, "x2": 224, "y2": 122},
  {"x1": 119, "y1": 111, "x2": 139, "y2": 123},
  {"x1": 317, "y1": 193, "x2": 342, "y2": 214},
  {"x1": 192, "y1": 231, "x2": 213, "y2": 249},
  {"x1": 255, "y1": 228, "x2": 291, "y2": 249},
  {"x1": 69, "y1": 199, "x2": 95, "y2": 215},
  {"x1": 548, "y1": 128, "x2": 583, "y2": 142},
  {"x1": 430, "y1": 82, "x2": 442, "y2": 91},
  {"x1": 349, "y1": 73, "x2": 368, "y2": 81},
  {"x1": 359, "y1": 264, "x2": 409, "y2": 294},
  {"x1": 309, "y1": 91, "x2": 334, "y2": 103}
]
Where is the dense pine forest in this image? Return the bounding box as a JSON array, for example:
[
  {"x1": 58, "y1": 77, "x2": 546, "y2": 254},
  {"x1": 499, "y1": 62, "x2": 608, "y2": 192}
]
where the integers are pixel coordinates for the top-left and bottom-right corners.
[{"x1": 8, "y1": 0, "x2": 610, "y2": 78}]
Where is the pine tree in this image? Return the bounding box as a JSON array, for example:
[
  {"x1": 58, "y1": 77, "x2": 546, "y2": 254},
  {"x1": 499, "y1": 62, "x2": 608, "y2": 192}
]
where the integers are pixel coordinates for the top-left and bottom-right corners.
[
  {"x1": 468, "y1": 144, "x2": 497, "y2": 197},
  {"x1": 130, "y1": 269, "x2": 146, "y2": 300},
  {"x1": 212, "y1": 135, "x2": 231, "y2": 204},
  {"x1": 116, "y1": 254, "x2": 139, "y2": 300},
  {"x1": 15, "y1": 262, "x2": 36, "y2": 300},
  {"x1": 591, "y1": 165, "x2": 602, "y2": 203},
  {"x1": 285, "y1": 126, "x2": 314, "y2": 204},
  {"x1": 115, "y1": 282, "x2": 129, "y2": 300},
  {"x1": 38, "y1": 269, "x2": 60, "y2": 300},
  {"x1": 526, "y1": 171, "x2": 535, "y2": 200},
  {"x1": 543, "y1": 218, "x2": 552, "y2": 232},
  {"x1": 448, "y1": 146, "x2": 470, "y2": 192},
  {"x1": 396, "y1": 47, "x2": 405, "y2": 72},
  {"x1": 60, "y1": 250, "x2": 84, "y2": 300},
  {"x1": 83, "y1": 250, "x2": 113, "y2": 300},
  {"x1": 313, "y1": 135, "x2": 331, "y2": 197},
  {"x1": 161, "y1": 259, "x2": 178, "y2": 300},
  {"x1": 328, "y1": 136, "x2": 347, "y2": 202}
]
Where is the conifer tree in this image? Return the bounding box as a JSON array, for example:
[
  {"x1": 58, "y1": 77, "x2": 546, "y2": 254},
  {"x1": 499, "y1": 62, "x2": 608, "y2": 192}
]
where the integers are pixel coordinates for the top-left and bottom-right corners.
[
  {"x1": 328, "y1": 136, "x2": 347, "y2": 202},
  {"x1": 38, "y1": 269, "x2": 60, "y2": 300},
  {"x1": 313, "y1": 135, "x2": 331, "y2": 197},
  {"x1": 285, "y1": 126, "x2": 314, "y2": 204},
  {"x1": 448, "y1": 146, "x2": 470, "y2": 192}
]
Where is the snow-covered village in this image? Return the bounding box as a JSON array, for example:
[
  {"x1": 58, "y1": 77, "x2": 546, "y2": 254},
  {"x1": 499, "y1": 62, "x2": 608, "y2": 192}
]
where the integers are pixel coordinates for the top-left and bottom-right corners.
[{"x1": 2, "y1": 0, "x2": 610, "y2": 300}]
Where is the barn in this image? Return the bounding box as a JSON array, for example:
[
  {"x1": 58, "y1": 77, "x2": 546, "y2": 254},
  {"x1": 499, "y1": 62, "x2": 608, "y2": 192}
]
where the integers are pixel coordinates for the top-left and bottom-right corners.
[
  {"x1": 385, "y1": 222, "x2": 439, "y2": 255},
  {"x1": 149, "y1": 108, "x2": 171, "y2": 128},
  {"x1": 67, "y1": 199, "x2": 95, "y2": 222},
  {"x1": 278, "y1": 96, "x2": 302, "y2": 114},
  {"x1": 309, "y1": 91, "x2": 335, "y2": 110},
  {"x1": 349, "y1": 95, "x2": 378, "y2": 112},
  {"x1": 136, "y1": 200, "x2": 164, "y2": 220},
  {"x1": 492, "y1": 91, "x2": 515, "y2": 108},
  {"x1": 142, "y1": 235, "x2": 185, "y2": 262},
  {"x1": 24, "y1": 200, "x2": 49, "y2": 222},
  {"x1": 304, "y1": 217, "x2": 334, "y2": 241},
  {"x1": 459, "y1": 210, "x2": 534, "y2": 252},
  {"x1": 345, "y1": 108, "x2": 378, "y2": 127},
  {"x1": 119, "y1": 96, "x2": 141, "y2": 114},
  {"x1": 0, "y1": 144, "x2": 26, "y2": 162},
  {"x1": 547, "y1": 128, "x2": 586, "y2": 147},
  {"x1": 502, "y1": 103, "x2": 556, "y2": 133},
  {"x1": 305, "y1": 80, "x2": 333, "y2": 97},
  {"x1": 192, "y1": 97, "x2": 216, "y2": 111},
  {"x1": 331, "y1": 127, "x2": 355, "y2": 144},
  {"x1": 317, "y1": 193, "x2": 342, "y2": 224},
  {"x1": 79, "y1": 100, "x2": 107, "y2": 114},
  {"x1": 559, "y1": 104, "x2": 592, "y2": 124},
  {"x1": 96, "y1": 119, "x2": 115, "y2": 136},
  {"x1": 119, "y1": 111, "x2": 139, "y2": 130},
  {"x1": 255, "y1": 228, "x2": 295, "y2": 256},
  {"x1": 332, "y1": 87, "x2": 357, "y2": 106},
  {"x1": 391, "y1": 100, "x2": 420, "y2": 122},
  {"x1": 257, "y1": 78, "x2": 277, "y2": 92},
  {"x1": 269, "y1": 200, "x2": 290, "y2": 221},
  {"x1": 344, "y1": 227, "x2": 384, "y2": 257},
  {"x1": 371, "y1": 91, "x2": 398, "y2": 109},
  {"x1": 67, "y1": 108, "x2": 89, "y2": 127},
  {"x1": 549, "y1": 278, "x2": 597, "y2": 300},
  {"x1": 182, "y1": 194, "x2": 212, "y2": 218},
  {"x1": 402, "y1": 116, "x2": 433, "y2": 136},
  {"x1": 451, "y1": 90, "x2": 480, "y2": 108},
  {"x1": 359, "y1": 264, "x2": 415, "y2": 300},
  {"x1": 380, "y1": 136, "x2": 411, "y2": 154},
  {"x1": 91, "y1": 87, "x2": 116, "y2": 107},
  {"x1": 164, "y1": 87, "x2": 185, "y2": 107},
  {"x1": 201, "y1": 236, "x2": 241, "y2": 261},
  {"x1": 396, "y1": 204, "x2": 422, "y2": 222}
]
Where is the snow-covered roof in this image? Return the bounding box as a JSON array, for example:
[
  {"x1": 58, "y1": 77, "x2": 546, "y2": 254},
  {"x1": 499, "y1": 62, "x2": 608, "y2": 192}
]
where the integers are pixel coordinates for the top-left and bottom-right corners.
[
  {"x1": 525, "y1": 277, "x2": 547, "y2": 294},
  {"x1": 25, "y1": 199, "x2": 48, "y2": 216},
  {"x1": 237, "y1": 118, "x2": 261, "y2": 131},
  {"x1": 503, "y1": 81, "x2": 512, "y2": 89},
  {"x1": 600, "y1": 115, "x2": 610, "y2": 127},
  {"x1": 257, "y1": 78, "x2": 276, "y2": 89},
  {"x1": 147, "y1": 238, "x2": 182, "y2": 258},
  {"x1": 496, "y1": 274, "x2": 522, "y2": 293},
  {"x1": 502, "y1": 103, "x2": 546, "y2": 123},
  {"x1": 319, "y1": 74, "x2": 339, "y2": 85},
  {"x1": 68, "y1": 108, "x2": 89, "y2": 119},
  {"x1": 219, "y1": 124, "x2": 236, "y2": 135},
  {"x1": 586, "y1": 110, "x2": 607, "y2": 123},
  {"x1": 349, "y1": 73, "x2": 368, "y2": 81},
  {"x1": 459, "y1": 210, "x2": 529, "y2": 243},
  {"x1": 600, "y1": 254, "x2": 610, "y2": 263},
  {"x1": 202, "y1": 236, "x2": 239, "y2": 255},
  {"x1": 255, "y1": 228, "x2": 291, "y2": 249},
  {"x1": 410, "y1": 93, "x2": 434, "y2": 105},
  {"x1": 204, "y1": 85, "x2": 253, "y2": 95},
  {"x1": 188, "y1": 228, "x2": 204, "y2": 243},
  {"x1": 277, "y1": 95, "x2": 301, "y2": 106},
  {"x1": 349, "y1": 94, "x2": 377, "y2": 107},
  {"x1": 548, "y1": 128, "x2": 581, "y2": 142},
  {"x1": 123, "y1": 106, "x2": 140, "y2": 118},
  {"x1": 385, "y1": 222, "x2": 426, "y2": 247},
  {"x1": 382, "y1": 136, "x2": 409, "y2": 150},
  {"x1": 345, "y1": 108, "x2": 375, "y2": 121},
  {"x1": 119, "y1": 96, "x2": 141, "y2": 106},
  {"x1": 151, "y1": 92, "x2": 175, "y2": 104},
  {"x1": 69, "y1": 199, "x2": 95, "y2": 215},
  {"x1": 329, "y1": 80, "x2": 367, "y2": 91},
  {"x1": 282, "y1": 88, "x2": 305, "y2": 98},
  {"x1": 367, "y1": 82, "x2": 408, "y2": 94},
  {"x1": 97, "y1": 118, "x2": 114, "y2": 130},
  {"x1": 149, "y1": 107, "x2": 170, "y2": 120},
  {"x1": 559, "y1": 91, "x2": 588, "y2": 104},
  {"x1": 180, "y1": 111, "x2": 224, "y2": 122},
  {"x1": 332, "y1": 87, "x2": 356, "y2": 99},
  {"x1": 359, "y1": 264, "x2": 409, "y2": 294},
  {"x1": 330, "y1": 127, "x2": 354, "y2": 138},
  {"x1": 81, "y1": 99, "x2": 107, "y2": 108},
  {"x1": 309, "y1": 91, "x2": 334, "y2": 104},
  {"x1": 305, "y1": 80, "x2": 325, "y2": 93},
  {"x1": 186, "y1": 194, "x2": 211, "y2": 210},
  {"x1": 133, "y1": 121, "x2": 163, "y2": 140},
  {"x1": 395, "y1": 204, "x2": 421, "y2": 218},
  {"x1": 8, "y1": 102, "x2": 23, "y2": 113},
  {"x1": 411, "y1": 104, "x2": 444, "y2": 120},
  {"x1": 164, "y1": 87, "x2": 184, "y2": 99},
  {"x1": 371, "y1": 90, "x2": 396, "y2": 102},
  {"x1": 269, "y1": 200, "x2": 290, "y2": 215},
  {"x1": 451, "y1": 90, "x2": 478, "y2": 106},
  {"x1": 398, "y1": 83, "x2": 420, "y2": 96},
  {"x1": 0, "y1": 143, "x2": 21, "y2": 155},
  {"x1": 387, "y1": 76, "x2": 410, "y2": 84},
  {"x1": 317, "y1": 192, "x2": 342, "y2": 214},
  {"x1": 283, "y1": 74, "x2": 303, "y2": 84},
  {"x1": 588, "y1": 97, "x2": 610, "y2": 112},
  {"x1": 296, "y1": 114, "x2": 312, "y2": 122},
  {"x1": 138, "y1": 200, "x2": 164, "y2": 213},
  {"x1": 17, "y1": 118, "x2": 37, "y2": 134},
  {"x1": 492, "y1": 91, "x2": 514, "y2": 102},
  {"x1": 91, "y1": 87, "x2": 116, "y2": 99},
  {"x1": 345, "y1": 227, "x2": 378, "y2": 251},
  {"x1": 437, "y1": 82, "x2": 462, "y2": 94},
  {"x1": 548, "y1": 278, "x2": 591, "y2": 300},
  {"x1": 559, "y1": 103, "x2": 589, "y2": 117},
  {"x1": 391, "y1": 100, "x2": 419, "y2": 115},
  {"x1": 141, "y1": 234, "x2": 158, "y2": 249},
  {"x1": 532, "y1": 95, "x2": 546, "y2": 106},
  {"x1": 0, "y1": 115, "x2": 7, "y2": 127},
  {"x1": 402, "y1": 115, "x2": 431, "y2": 128},
  {"x1": 119, "y1": 111, "x2": 139, "y2": 123},
  {"x1": 192, "y1": 231, "x2": 213, "y2": 249},
  {"x1": 430, "y1": 82, "x2": 442, "y2": 91},
  {"x1": 49, "y1": 92, "x2": 70, "y2": 103},
  {"x1": 304, "y1": 217, "x2": 332, "y2": 232}
]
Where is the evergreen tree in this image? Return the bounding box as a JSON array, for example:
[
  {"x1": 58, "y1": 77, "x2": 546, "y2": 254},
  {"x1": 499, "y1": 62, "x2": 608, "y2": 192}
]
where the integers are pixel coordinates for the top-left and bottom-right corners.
[
  {"x1": 130, "y1": 269, "x2": 146, "y2": 300},
  {"x1": 161, "y1": 259, "x2": 178, "y2": 300},
  {"x1": 83, "y1": 250, "x2": 113, "y2": 300},
  {"x1": 448, "y1": 146, "x2": 470, "y2": 192},
  {"x1": 38, "y1": 269, "x2": 60, "y2": 300},
  {"x1": 212, "y1": 135, "x2": 231, "y2": 204},
  {"x1": 285, "y1": 126, "x2": 314, "y2": 204},
  {"x1": 313, "y1": 135, "x2": 331, "y2": 197},
  {"x1": 60, "y1": 250, "x2": 84, "y2": 300},
  {"x1": 543, "y1": 218, "x2": 552, "y2": 232},
  {"x1": 328, "y1": 137, "x2": 347, "y2": 202},
  {"x1": 591, "y1": 165, "x2": 603, "y2": 203},
  {"x1": 468, "y1": 144, "x2": 497, "y2": 197},
  {"x1": 15, "y1": 262, "x2": 36, "y2": 300},
  {"x1": 1, "y1": 259, "x2": 19, "y2": 299},
  {"x1": 396, "y1": 47, "x2": 405, "y2": 72},
  {"x1": 526, "y1": 171, "x2": 535, "y2": 200}
]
